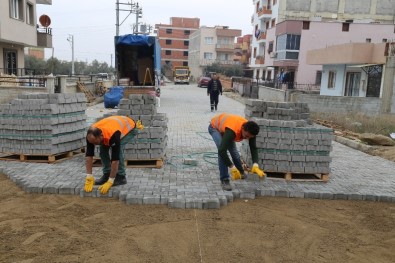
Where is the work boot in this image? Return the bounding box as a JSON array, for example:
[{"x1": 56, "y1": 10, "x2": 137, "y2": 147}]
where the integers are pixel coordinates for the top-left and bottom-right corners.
[
  {"x1": 113, "y1": 174, "x2": 127, "y2": 186},
  {"x1": 221, "y1": 179, "x2": 232, "y2": 191},
  {"x1": 94, "y1": 172, "x2": 110, "y2": 185}
]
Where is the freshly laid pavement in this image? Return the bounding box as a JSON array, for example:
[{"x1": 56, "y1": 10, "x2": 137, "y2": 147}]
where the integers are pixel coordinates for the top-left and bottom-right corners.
[{"x1": 1, "y1": 84, "x2": 394, "y2": 208}]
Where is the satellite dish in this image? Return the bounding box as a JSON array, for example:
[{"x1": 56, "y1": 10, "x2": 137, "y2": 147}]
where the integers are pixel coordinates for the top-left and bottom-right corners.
[{"x1": 39, "y1": 15, "x2": 51, "y2": 27}]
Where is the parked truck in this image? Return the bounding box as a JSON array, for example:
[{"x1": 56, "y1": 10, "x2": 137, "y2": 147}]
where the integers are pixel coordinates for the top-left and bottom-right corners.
[
  {"x1": 115, "y1": 34, "x2": 161, "y2": 95},
  {"x1": 173, "y1": 66, "x2": 190, "y2": 85}
]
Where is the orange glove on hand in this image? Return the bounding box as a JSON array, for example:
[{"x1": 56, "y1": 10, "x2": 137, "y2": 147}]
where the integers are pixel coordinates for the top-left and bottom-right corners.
[
  {"x1": 230, "y1": 166, "x2": 242, "y2": 180},
  {"x1": 136, "y1": 120, "x2": 144, "y2": 130},
  {"x1": 84, "y1": 174, "x2": 94, "y2": 192},
  {"x1": 98, "y1": 178, "x2": 114, "y2": 194},
  {"x1": 251, "y1": 163, "x2": 266, "y2": 178}
]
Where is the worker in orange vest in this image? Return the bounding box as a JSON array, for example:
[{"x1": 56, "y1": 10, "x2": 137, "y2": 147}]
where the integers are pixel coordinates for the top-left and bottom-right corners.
[
  {"x1": 83, "y1": 115, "x2": 143, "y2": 194},
  {"x1": 208, "y1": 113, "x2": 266, "y2": 191}
]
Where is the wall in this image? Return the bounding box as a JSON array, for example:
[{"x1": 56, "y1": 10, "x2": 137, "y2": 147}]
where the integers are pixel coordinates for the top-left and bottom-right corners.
[
  {"x1": 290, "y1": 93, "x2": 382, "y2": 115},
  {"x1": 258, "y1": 86, "x2": 287, "y2": 101},
  {"x1": 0, "y1": 86, "x2": 48, "y2": 104}
]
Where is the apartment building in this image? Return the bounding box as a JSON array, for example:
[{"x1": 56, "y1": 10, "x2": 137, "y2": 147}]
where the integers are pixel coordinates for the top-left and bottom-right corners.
[
  {"x1": 188, "y1": 26, "x2": 242, "y2": 80},
  {"x1": 0, "y1": 0, "x2": 52, "y2": 76},
  {"x1": 235, "y1": 35, "x2": 252, "y2": 67},
  {"x1": 155, "y1": 17, "x2": 200, "y2": 69},
  {"x1": 250, "y1": 0, "x2": 395, "y2": 84}
]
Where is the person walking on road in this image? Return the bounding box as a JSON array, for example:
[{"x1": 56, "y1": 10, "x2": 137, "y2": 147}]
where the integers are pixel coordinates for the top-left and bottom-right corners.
[
  {"x1": 208, "y1": 113, "x2": 266, "y2": 191},
  {"x1": 83, "y1": 115, "x2": 143, "y2": 194},
  {"x1": 207, "y1": 73, "x2": 223, "y2": 112}
]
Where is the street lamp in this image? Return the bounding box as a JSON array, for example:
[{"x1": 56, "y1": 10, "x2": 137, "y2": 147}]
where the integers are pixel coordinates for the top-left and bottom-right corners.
[{"x1": 67, "y1": 34, "x2": 75, "y2": 76}]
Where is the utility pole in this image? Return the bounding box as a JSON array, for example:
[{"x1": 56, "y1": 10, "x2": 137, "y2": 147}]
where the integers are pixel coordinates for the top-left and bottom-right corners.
[{"x1": 67, "y1": 34, "x2": 75, "y2": 76}]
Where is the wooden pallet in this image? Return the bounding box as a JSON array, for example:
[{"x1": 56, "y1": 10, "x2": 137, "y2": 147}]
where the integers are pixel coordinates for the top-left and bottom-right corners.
[
  {"x1": 77, "y1": 81, "x2": 95, "y2": 102},
  {"x1": 0, "y1": 148, "x2": 84, "y2": 164},
  {"x1": 93, "y1": 157, "x2": 163, "y2": 168},
  {"x1": 265, "y1": 171, "x2": 329, "y2": 182}
]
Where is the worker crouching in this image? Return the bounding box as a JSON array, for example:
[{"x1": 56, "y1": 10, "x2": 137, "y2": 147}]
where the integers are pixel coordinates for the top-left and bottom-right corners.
[
  {"x1": 208, "y1": 113, "x2": 266, "y2": 191},
  {"x1": 83, "y1": 115, "x2": 144, "y2": 194}
]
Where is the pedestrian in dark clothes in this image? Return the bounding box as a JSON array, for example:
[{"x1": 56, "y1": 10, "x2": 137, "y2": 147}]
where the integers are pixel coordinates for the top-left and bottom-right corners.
[{"x1": 207, "y1": 73, "x2": 223, "y2": 112}]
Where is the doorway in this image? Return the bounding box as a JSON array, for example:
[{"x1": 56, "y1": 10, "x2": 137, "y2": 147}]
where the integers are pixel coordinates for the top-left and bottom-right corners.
[
  {"x1": 4, "y1": 49, "x2": 18, "y2": 75},
  {"x1": 344, "y1": 72, "x2": 361, "y2": 97}
]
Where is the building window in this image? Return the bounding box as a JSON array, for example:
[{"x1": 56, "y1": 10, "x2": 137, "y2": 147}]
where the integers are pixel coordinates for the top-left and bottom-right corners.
[
  {"x1": 166, "y1": 28, "x2": 172, "y2": 34},
  {"x1": 184, "y1": 40, "x2": 189, "y2": 46},
  {"x1": 268, "y1": 41, "x2": 274, "y2": 53},
  {"x1": 302, "y1": 21, "x2": 310, "y2": 30},
  {"x1": 10, "y1": 0, "x2": 24, "y2": 20},
  {"x1": 184, "y1": 30, "x2": 190, "y2": 35},
  {"x1": 266, "y1": 21, "x2": 270, "y2": 29},
  {"x1": 26, "y1": 2, "x2": 34, "y2": 25},
  {"x1": 205, "y1": 37, "x2": 213, "y2": 45},
  {"x1": 366, "y1": 38, "x2": 371, "y2": 43},
  {"x1": 165, "y1": 60, "x2": 171, "y2": 65},
  {"x1": 277, "y1": 34, "x2": 301, "y2": 51},
  {"x1": 271, "y1": 18, "x2": 276, "y2": 28},
  {"x1": 342, "y1": 23, "x2": 349, "y2": 32},
  {"x1": 165, "y1": 50, "x2": 171, "y2": 55},
  {"x1": 253, "y1": 47, "x2": 257, "y2": 58},
  {"x1": 328, "y1": 71, "x2": 336, "y2": 88},
  {"x1": 183, "y1": 61, "x2": 188, "y2": 66},
  {"x1": 204, "y1": 52, "x2": 213, "y2": 59},
  {"x1": 315, "y1": 71, "x2": 322, "y2": 85},
  {"x1": 183, "y1": 51, "x2": 188, "y2": 56},
  {"x1": 383, "y1": 38, "x2": 388, "y2": 43},
  {"x1": 166, "y1": 39, "x2": 172, "y2": 45}
]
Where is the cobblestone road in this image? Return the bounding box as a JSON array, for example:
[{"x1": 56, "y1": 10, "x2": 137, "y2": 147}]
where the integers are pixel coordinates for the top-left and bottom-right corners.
[{"x1": 1, "y1": 84, "x2": 394, "y2": 208}]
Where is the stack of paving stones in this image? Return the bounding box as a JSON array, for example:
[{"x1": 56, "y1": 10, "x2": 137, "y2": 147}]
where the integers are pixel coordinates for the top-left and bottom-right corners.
[
  {"x1": 241, "y1": 99, "x2": 333, "y2": 175},
  {"x1": 99, "y1": 94, "x2": 168, "y2": 160},
  {"x1": 0, "y1": 93, "x2": 87, "y2": 155}
]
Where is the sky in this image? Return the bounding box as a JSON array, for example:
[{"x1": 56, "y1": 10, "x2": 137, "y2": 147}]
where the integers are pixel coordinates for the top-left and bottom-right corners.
[{"x1": 37, "y1": 0, "x2": 254, "y2": 66}]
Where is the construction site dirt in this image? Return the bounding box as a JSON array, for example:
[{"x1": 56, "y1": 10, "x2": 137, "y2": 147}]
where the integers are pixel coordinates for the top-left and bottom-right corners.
[{"x1": 1, "y1": 173, "x2": 394, "y2": 263}]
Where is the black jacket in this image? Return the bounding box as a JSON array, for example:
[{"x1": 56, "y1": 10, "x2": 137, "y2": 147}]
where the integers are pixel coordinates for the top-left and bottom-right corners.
[{"x1": 207, "y1": 79, "x2": 223, "y2": 95}]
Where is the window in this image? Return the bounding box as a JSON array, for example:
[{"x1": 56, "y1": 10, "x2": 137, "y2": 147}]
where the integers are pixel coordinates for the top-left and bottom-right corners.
[
  {"x1": 383, "y1": 38, "x2": 388, "y2": 43},
  {"x1": 277, "y1": 34, "x2": 301, "y2": 51},
  {"x1": 366, "y1": 38, "x2": 371, "y2": 43},
  {"x1": 271, "y1": 18, "x2": 276, "y2": 28},
  {"x1": 10, "y1": 0, "x2": 24, "y2": 20},
  {"x1": 166, "y1": 28, "x2": 172, "y2": 34},
  {"x1": 26, "y1": 2, "x2": 34, "y2": 25},
  {"x1": 165, "y1": 50, "x2": 171, "y2": 55},
  {"x1": 205, "y1": 37, "x2": 213, "y2": 45},
  {"x1": 165, "y1": 60, "x2": 171, "y2": 65},
  {"x1": 268, "y1": 41, "x2": 274, "y2": 53},
  {"x1": 302, "y1": 21, "x2": 310, "y2": 30},
  {"x1": 342, "y1": 23, "x2": 349, "y2": 32},
  {"x1": 266, "y1": 21, "x2": 270, "y2": 29},
  {"x1": 315, "y1": 71, "x2": 322, "y2": 85},
  {"x1": 183, "y1": 61, "x2": 188, "y2": 66},
  {"x1": 184, "y1": 30, "x2": 190, "y2": 35},
  {"x1": 183, "y1": 51, "x2": 188, "y2": 56},
  {"x1": 184, "y1": 40, "x2": 189, "y2": 46},
  {"x1": 204, "y1": 52, "x2": 213, "y2": 59},
  {"x1": 253, "y1": 47, "x2": 257, "y2": 58},
  {"x1": 165, "y1": 39, "x2": 172, "y2": 45},
  {"x1": 328, "y1": 71, "x2": 336, "y2": 88}
]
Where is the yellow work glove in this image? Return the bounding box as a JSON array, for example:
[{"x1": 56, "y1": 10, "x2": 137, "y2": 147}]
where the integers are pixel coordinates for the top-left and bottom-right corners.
[
  {"x1": 84, "y1": 174, "x2": 95, "y2": 192},
  {"x1": 230, "y1": 166, "x2": 242, "y2": 180},
  {"x1": 136, "y1": 120, "x2": 144, "y2": 130},
  {"x1": 98, "y1": 178, "x2": 114, "y2": 194},
  {"x1": 251, "y1": 163, "x2": 266, "y2": 178}
]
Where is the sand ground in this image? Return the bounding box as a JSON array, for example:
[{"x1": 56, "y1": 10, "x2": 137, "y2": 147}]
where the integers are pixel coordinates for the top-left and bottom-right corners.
[{"x1": 1, "y1": 173, "x2": 394, "y2": 263}]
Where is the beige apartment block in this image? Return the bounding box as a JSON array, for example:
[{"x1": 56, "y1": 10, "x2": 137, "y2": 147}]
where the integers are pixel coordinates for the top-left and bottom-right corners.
[
  {"x1": 0, "y1": 0, "x2": 52, "y2": 76},
  {"x1": 188, "y1": 26, "x2": 241, "y2": 80}
]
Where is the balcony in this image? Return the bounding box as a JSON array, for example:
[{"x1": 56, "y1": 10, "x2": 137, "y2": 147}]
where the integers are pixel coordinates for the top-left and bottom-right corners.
[
  {"x1": 257, "y1": 6, "x2": 272, "y2": 20},
  {"x1": 257, "y1": 32, "x2": 266, "y2": 41},
  {"x1": 255, "y1": 56, "x2": 265, "y2": 64},
  {"x1": 37, "y1": 27, "x2": 53, "y2": 48},
  {"x1": 215, "y1": 44, "x2": 235, "y2": 52},
  {"x1": 200, "y1": 59, "x2": 241, "y2": 66}
]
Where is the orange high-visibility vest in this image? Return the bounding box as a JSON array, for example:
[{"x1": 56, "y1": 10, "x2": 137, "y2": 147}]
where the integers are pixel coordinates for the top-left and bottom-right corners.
[
  {"x1": 92, "y1": 116, "x2": 136, "y2": 146},
  {"x1": 210, "y1": 113, "x2": 247, "y2": 142}
]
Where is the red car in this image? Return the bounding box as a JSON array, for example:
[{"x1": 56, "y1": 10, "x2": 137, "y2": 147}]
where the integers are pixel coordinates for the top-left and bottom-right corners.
[{"x1": 197, "y1": 76, "x2": 211, "y2": 88}]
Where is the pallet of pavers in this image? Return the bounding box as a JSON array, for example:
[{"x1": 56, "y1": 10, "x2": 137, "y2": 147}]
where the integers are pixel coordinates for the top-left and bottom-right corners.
[
  {"x1": 92, "y1": 93, "x2": 167, "y2": 168},
  {"x1": 0, "y1": 93, "x2": 87, "y2": 163},
  {"x1": 241, "y1": 100, "x2": 333, "y2": 182}
]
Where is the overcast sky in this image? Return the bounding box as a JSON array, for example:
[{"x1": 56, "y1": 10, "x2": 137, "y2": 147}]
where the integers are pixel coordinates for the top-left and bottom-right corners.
[{"x1": 37, "y1": 0, "x2": 254, "y2": 66}]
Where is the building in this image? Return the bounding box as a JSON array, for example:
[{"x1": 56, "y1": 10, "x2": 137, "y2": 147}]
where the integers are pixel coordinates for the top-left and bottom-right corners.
[
  {"x1": 26, "y1": 47, "x2": 45, "y2": 60},
  {"x1": 250, "y1": 0, "x2": 395, "y2": 85},
  {"x1": 155, "y1": 17, "x2": 200, "y2": 69},
  {"x1": 0, "y1": 0, "x2": 53, "y2": 76},
  {"x1": 235, "y1": 35, "x2": 252, "y2": 67},
  {"x1": 188, "y1": 26, "x2": 242, "y2": 80}
]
